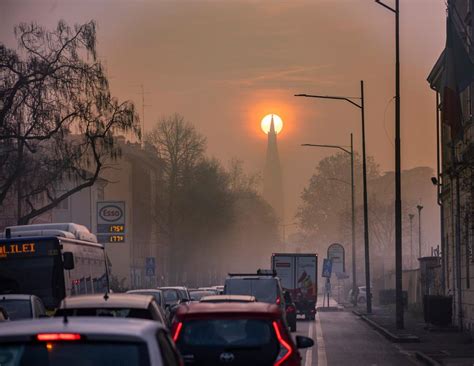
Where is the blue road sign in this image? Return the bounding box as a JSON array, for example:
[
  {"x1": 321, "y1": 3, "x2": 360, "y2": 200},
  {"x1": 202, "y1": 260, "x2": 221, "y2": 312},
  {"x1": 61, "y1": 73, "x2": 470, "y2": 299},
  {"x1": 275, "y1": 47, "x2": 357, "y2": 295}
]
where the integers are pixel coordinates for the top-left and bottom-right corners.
[
  {"x1": 322, "y1": 258, "x2": 332, "y2": 278},
  {"x1": 145, "y1": 257, "x2": 155, "y2": 277}
]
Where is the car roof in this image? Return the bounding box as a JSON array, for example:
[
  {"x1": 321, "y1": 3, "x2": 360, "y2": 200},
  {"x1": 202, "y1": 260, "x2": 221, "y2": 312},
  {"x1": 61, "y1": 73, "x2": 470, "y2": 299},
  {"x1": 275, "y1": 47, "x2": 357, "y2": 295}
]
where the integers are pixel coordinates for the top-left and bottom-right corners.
[
  {"x1": 159, "y1": 286, "x2": 187, "y2": 290},
  {"x1": 175, "y1": 302, "x2": 281, "y2": 319},
  {"x1": 200, "y1": 295, "x2": 256, "y2": 303},
  {"x1": 0, "y1": 317, "x2": 164, "y2": 341},
  {"x1": 225, "y1": 276, "x2": 279, "y2": 280},
  {"x1": 0, "y1": 294, "x2": 33, "y2": 301},
  {"x1": 127, "y1": 289, "x2": 162, "y2": 294},
  {"x1": 60, "y1": 294, "x2": 153, "y2": 309}
]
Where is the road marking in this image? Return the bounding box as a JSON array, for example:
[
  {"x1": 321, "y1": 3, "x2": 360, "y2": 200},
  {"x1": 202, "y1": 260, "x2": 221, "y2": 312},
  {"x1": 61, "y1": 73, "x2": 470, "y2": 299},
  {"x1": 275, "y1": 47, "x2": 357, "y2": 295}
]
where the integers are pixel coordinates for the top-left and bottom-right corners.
[
  {"x1": 305, "y1": 321, "x2": 314, "y2": 366},
  {"x1": 316, "y1": 312, "x2": 327, "y2": 366}
]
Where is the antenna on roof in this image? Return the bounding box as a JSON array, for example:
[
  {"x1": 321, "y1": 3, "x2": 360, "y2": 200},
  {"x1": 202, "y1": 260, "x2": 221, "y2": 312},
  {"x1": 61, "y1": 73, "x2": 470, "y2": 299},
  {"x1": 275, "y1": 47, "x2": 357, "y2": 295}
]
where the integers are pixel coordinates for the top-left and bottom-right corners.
[{"x1": 62, "y1": 297, "x2": 68, "y2": 324}]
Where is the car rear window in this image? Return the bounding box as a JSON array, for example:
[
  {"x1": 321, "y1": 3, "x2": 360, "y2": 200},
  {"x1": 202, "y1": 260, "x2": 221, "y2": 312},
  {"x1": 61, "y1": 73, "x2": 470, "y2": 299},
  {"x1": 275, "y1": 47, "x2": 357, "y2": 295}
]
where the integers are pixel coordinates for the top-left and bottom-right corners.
[
  {"x1": 179, "y1": 319, "x2": 274, "y2": 347},
  {"x1": 162, "y1": 290, "x2": 179, "y2": 304},
  {"x1": 55, "y1": 308, "x2": 152, "y2": 320},
  {"x1": 0, "y1": 300, "x2": 32, "y2": 320},
  {"x1": 0, "y1": 342, "x2": 150, "y2": 366},
  {"x1": 224, "y1": 279, "x2": 277, "y2": 303}
]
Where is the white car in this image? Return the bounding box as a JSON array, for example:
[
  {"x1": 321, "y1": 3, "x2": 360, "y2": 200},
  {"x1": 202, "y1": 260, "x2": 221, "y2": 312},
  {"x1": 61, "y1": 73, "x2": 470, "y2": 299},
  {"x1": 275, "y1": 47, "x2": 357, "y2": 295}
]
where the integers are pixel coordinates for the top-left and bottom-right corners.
[
  {"x1": 0, "y1": 317, "x2": 182, "y2": 365},
  {"x1": 0, "y1": 294, "x2": 47, "y2": 320}
]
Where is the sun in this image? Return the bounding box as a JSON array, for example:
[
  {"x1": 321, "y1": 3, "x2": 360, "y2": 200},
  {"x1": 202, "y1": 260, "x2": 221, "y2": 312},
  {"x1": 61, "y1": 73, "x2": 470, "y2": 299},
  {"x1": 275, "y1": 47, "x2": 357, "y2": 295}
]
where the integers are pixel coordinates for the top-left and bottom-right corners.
[{"x1": 261, "y1": 114, "x2": 283, "y2": 135}]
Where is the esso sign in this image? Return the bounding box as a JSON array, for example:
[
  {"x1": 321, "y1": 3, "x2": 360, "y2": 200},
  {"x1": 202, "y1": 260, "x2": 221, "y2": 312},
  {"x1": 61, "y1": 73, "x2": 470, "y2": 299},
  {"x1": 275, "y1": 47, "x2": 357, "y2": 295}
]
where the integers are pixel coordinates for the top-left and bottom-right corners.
[{"x1": 99, "y1": 205, "x2": 123, "y2": 223}]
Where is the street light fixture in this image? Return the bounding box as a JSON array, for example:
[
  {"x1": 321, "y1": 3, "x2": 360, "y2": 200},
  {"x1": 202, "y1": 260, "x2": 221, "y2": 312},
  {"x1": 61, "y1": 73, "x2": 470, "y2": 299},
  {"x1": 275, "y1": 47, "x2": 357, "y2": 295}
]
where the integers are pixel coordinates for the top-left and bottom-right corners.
[
  {"x1": 302, "y1": 134, "x2": 357, "y2": 307},
  {"x1": 295, "y1": 81, "x2": 372, "y2": 314},
  {"x1": 375, "y1": 0, "x2": 403, "y2": 330}
]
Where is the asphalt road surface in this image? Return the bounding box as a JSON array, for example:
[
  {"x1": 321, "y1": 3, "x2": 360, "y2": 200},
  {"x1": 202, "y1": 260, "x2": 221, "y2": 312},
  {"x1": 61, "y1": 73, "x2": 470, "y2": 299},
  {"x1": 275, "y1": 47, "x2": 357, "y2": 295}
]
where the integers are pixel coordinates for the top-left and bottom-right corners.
[{"x1": 295, "y1": 311, "x2": 419, "y2": 366}]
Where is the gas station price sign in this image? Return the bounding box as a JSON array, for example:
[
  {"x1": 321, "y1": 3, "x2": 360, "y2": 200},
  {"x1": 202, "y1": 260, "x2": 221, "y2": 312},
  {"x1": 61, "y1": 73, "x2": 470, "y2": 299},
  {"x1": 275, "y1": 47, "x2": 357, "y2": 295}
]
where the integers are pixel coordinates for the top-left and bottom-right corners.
[{"x1": 96, "y1": 202, "x2": 126, "y2": 244}]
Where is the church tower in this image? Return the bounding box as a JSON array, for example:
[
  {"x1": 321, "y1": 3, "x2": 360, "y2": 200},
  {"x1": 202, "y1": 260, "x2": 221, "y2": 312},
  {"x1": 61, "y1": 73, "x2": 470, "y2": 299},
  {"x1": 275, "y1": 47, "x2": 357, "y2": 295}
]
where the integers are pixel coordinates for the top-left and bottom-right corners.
[{"x1": 263, "y1": 115, "x2": 284, "y2": 222}]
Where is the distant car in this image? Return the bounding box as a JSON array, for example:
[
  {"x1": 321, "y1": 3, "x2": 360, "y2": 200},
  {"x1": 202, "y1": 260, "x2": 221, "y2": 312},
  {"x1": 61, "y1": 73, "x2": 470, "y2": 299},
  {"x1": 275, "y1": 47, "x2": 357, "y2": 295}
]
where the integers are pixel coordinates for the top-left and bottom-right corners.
[
  {"x1": 126, "y1": 289, "x2": 169, "y2": 326},
  {"x1": 171, "y1": 301, "x2": 313, "y2": 365},
  {"x1": 0, "y1": 294, "x2": 47, "y2": 320},
  {"x1": 199, "y1": 295, "x2": 256, "y2": 303},
  {"x1": 55, "y1": 293, "x2": 167, "y2": 326},
  {"x1": 159, "y1": 287, "x2": 192, "y2": 321},
  {"x1": 284, "y1": 291, "x2": 297, "y2": 332},
  {"x1": 224, "y1": 270, "x2": 288, "y2": 325},
  {"x1": 0, "y1": 317, "x2": 182, "y2": 365},
  {"x1": 189, "y1": 290, "x2": 216, "y2": 301}
]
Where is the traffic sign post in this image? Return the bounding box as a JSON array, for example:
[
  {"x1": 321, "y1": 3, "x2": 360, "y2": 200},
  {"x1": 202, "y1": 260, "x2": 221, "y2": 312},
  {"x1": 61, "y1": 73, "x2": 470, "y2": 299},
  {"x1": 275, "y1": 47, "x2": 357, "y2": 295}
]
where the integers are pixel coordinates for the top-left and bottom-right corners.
[
  {"x1": 322, "y1": 258, "x2": 332, "y2": 278},
  {"x1": 327, "y1": 243, "x2": 345, "y2": 277},
  {"x1": 145, "y1": 257, "x2": 155, "y2": 277}
]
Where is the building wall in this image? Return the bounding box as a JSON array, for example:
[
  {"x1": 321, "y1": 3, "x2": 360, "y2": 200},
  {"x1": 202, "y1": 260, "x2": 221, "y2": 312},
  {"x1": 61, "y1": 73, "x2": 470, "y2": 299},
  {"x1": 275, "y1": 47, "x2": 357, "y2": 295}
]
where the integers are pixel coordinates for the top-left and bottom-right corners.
[{"x1": 439, "y1": 0, "x2": 474, "y2": 331}]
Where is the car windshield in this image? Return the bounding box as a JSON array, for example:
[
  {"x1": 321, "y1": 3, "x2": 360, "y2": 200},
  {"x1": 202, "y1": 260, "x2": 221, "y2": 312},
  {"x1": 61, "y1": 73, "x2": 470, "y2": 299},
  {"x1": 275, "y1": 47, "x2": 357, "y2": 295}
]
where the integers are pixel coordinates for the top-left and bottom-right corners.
[
  {"x1": 0, "y1": 299, "x2": 32, "y2": 320},
  {"x1": 0, "y1": 342, "x2": 149, "y2": 366},
  {"x1": 180, "y1": 319, "x2": 275, "y2": 347},
  {"x1": 162, "y1": 290, "x2": 179, "y2": 304},
  {"x1": 225, "y1": 279, "x2": 277, "y2": 303},
  {"x1": 56, "y1": 308, "x2": 152, "y2": 319}
]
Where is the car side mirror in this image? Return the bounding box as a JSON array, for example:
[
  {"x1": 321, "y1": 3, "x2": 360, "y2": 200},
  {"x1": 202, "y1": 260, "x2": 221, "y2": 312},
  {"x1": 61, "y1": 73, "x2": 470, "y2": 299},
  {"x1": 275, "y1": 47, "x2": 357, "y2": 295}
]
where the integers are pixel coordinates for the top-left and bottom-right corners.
[
  {"x1": 63, "y1": 252, "x2": 75, "y2": 270},
  {"x1": 296, "y1": 335, "x2": 314, "y2": 349}
]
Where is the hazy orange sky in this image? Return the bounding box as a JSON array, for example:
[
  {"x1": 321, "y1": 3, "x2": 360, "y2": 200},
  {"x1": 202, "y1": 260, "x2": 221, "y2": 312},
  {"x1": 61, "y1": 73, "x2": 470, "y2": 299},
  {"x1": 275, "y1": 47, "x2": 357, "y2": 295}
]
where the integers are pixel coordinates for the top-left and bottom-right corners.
[{"x1": 1, "y1": 0, "x2": 447, "y2": 227}]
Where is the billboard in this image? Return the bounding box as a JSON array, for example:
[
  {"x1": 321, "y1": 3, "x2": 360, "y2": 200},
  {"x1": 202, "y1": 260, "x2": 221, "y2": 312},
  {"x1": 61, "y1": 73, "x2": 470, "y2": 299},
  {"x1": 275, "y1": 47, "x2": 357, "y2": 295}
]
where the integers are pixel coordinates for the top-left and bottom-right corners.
[{"x1": 96, "y1": 201, "x2": 126, "y2": 243}]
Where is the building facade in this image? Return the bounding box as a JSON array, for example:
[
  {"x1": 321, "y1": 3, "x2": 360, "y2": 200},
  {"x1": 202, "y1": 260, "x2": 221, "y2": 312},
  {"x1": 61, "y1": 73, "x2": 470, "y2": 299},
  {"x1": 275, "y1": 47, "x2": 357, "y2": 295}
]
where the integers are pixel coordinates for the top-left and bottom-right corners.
[{"x1": 428, "y1": 0, "x2": 474, "y2": 330}]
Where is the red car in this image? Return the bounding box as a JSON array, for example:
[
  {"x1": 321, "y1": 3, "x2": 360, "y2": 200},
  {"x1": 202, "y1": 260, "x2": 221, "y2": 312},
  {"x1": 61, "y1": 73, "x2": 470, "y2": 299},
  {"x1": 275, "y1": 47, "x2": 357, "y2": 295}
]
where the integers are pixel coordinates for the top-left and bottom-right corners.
[{"x1": 171, "y1": 302, "x2": 313, "y2": 366}]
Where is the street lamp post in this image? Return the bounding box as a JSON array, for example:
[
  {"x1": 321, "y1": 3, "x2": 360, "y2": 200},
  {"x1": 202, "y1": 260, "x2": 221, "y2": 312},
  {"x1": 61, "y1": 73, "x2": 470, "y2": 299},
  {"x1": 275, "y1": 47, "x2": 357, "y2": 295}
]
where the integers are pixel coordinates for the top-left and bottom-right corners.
[
  {"x1": 302, "y1": 134, "x2": 357, "y2": 307},
  {"x1": 409, "y1": 213, "x2": 415, "y2": 269},
  {"x1": 375, "y1": 0, "x2": 403, "y2": 330},
  {"x1": 417, "y1": 205, "x2": 423, "y2": 260},
  {"x1": 295, "y1": 80, "x2": 372, "y2": 314}
]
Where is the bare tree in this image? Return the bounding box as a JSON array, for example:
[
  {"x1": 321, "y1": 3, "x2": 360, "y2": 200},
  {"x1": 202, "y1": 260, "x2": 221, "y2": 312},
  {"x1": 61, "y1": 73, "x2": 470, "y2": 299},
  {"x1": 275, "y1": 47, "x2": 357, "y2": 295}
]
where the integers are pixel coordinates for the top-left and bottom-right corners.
[{"x1": 0, "y1": 21, "x2": 139, "y2": 224}]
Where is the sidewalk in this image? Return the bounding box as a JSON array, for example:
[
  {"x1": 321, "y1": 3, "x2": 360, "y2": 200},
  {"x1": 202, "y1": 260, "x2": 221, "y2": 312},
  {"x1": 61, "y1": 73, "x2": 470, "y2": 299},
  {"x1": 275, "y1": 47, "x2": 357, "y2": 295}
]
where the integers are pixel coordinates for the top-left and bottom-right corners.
[{"x1": 353, "y1": 303, "x2": 474, "y2": 366}]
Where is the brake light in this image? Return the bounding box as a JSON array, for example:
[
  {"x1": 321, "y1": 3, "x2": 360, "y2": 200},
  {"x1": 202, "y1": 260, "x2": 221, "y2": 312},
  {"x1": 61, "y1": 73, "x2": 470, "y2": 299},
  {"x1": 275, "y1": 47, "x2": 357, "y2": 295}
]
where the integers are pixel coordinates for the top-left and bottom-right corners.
[
  {"x1": 272, "y1": 321, "x2": 293, "y2": 366},
  {"x1": 286, "y1": 305, "x2": 295, "y2": 313},
  {"x1": 37, "y1": 333, "x2": 81, "y2": 341},
  {"x1": 172, "y1": 322, "x2": 183, "y2": 342},
  {"x1": 276, "y1": 296, "x2": 281, "y2": 305}
]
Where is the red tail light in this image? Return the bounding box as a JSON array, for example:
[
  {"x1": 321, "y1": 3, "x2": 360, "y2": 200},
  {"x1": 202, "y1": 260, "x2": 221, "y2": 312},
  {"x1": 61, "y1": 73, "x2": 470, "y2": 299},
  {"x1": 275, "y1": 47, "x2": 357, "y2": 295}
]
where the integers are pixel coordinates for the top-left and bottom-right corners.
[
  {"x1": 172, "y1": 322, "x2": 183, "y2": 342},
  {"x1": 37, "y1": 333, "x2": 81, "y2": 341},
  {"x1": 286, "y1": 306, "x2": 296, "y2": 313},
  {"x1": 276, "y1": 296, "x2": 281, "y2": 305},
  {"x1": 272, "y1": 321, "x2": 293, "y2": 366}
]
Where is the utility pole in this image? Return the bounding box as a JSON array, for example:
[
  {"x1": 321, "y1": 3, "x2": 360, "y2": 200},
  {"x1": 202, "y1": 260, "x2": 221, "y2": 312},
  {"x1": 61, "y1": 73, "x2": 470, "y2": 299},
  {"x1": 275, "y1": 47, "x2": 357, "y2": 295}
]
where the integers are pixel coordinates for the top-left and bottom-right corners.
[
  {"x1": 295, "y1": 80, "x2": 372, "y2": 314},
  {"x1": 409, "y1": 213, "x2": 415, "y2": 269},
  {"x1": 136, "y1": 84, "x2": 151, "y2": 144},
  {"x1": 417, "y1": 205, "x2": 423, "y2": 260},
  {"x1": 375, "y1": 0, "x2": 403, "y2": 329}
]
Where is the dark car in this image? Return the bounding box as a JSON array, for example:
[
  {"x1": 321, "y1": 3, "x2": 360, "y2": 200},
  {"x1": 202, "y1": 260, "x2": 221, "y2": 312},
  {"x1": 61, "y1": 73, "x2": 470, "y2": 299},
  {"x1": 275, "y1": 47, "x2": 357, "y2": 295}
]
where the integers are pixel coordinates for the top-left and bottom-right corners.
[
  {"x1": 171, "y1": 301, "x2": 313, "y2": 366},
  {"x1": 159, "y1": 286, "x2": 192, "y2": 321},
  {"x1": 223, "y1": 270, "x2": 288, "y2": 326}
]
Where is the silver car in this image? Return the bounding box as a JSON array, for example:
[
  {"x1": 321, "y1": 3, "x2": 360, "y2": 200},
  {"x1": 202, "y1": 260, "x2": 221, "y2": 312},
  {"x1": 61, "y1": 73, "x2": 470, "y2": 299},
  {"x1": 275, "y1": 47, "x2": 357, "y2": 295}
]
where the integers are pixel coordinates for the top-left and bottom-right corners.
[
  {"x1": 0, "y1": 294, "x2": 47, "y2": 320},
  {"x1": 0, "y1": 317, "x2": 182, "y2": 365}
]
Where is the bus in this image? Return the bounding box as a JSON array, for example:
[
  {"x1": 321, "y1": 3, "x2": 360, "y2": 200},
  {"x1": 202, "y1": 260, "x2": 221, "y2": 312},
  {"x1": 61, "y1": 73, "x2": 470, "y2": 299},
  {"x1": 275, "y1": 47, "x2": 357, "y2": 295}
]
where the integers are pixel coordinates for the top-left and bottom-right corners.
[{"x1": 0, "y1": 223, "x2": 109, "y2": 311}]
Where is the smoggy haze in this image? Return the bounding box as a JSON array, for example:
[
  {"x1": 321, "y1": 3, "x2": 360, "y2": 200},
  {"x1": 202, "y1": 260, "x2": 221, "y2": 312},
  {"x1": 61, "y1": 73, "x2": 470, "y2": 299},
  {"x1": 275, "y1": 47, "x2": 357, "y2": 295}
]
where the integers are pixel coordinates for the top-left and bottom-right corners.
[{"x1": 1, "y1": 0, "x2": 446, "y2": 226}]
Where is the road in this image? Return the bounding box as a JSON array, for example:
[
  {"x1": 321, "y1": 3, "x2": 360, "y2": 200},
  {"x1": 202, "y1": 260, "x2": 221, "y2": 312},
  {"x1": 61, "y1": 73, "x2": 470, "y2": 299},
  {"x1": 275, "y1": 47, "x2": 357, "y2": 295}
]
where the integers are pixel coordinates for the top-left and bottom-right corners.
[{"x1": 295, "y1": 310, "x2": 419, "y2": 366}]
